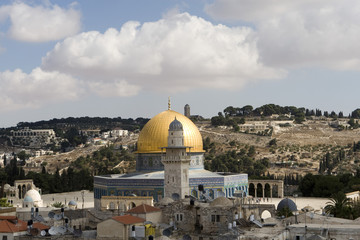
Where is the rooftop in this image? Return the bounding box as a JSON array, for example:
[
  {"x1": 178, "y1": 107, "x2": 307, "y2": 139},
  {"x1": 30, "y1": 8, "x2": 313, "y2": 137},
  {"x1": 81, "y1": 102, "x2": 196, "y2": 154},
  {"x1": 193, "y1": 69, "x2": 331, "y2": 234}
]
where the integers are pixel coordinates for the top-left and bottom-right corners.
[
  {"x1": 112, "y1": 215, "x2": 145, "y2": 225},
  {"x1": 126, "y1": 204, "x2": 161, "y2": 214}
]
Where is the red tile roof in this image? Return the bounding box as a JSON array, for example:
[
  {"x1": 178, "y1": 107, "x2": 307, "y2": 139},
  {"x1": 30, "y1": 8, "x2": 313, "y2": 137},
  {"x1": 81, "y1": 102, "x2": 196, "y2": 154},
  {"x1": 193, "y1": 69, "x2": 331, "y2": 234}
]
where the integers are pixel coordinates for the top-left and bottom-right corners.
[
  {"x1": 0, "y1": 216, "x2": 17, "y2": 220},
  {"x1": 0, "y1": 219, "x2": 27, "y2": 233},
  {"x1": 0, "y1": 217, "x2": 50, "y2": 233},
  {"x1": 126, "y1": 204, "x2": 161, "y2": 214},
  {"x1": 112, "y1": 215, "x2": 145, "y2": 225}
]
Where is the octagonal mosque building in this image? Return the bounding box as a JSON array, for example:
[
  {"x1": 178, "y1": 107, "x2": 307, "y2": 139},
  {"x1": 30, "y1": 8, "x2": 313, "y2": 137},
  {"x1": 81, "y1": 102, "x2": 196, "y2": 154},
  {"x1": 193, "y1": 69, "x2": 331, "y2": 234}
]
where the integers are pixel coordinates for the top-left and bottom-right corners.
[{"x1": 94, "y1": 105, "x2": 248, "y2": 209}]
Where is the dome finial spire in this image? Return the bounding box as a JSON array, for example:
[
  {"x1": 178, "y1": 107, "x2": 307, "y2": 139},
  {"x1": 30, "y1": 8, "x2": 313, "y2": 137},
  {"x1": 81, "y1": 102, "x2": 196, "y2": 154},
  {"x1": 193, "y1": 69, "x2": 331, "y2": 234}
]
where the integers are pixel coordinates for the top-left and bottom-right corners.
[{"x1": 168, "y1": 96, "x2": 171, "y2": 110}]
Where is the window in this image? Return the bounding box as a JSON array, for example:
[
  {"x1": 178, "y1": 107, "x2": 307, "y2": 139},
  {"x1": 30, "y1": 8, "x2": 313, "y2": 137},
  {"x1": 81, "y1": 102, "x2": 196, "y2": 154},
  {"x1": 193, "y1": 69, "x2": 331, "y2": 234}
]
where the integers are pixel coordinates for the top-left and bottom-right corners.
[
  {"x1": 3, "y1": 236, "x2": 8, "y2": 240},
  {"x1": 109, "y1": 202, "x2": 115, "y2": 210},
  {"x1": 176, "y1": 213, "x2": 183, "y2": 221},
  {"x1": 211, "y1": 215, "x2": 220, "y2": 222}
]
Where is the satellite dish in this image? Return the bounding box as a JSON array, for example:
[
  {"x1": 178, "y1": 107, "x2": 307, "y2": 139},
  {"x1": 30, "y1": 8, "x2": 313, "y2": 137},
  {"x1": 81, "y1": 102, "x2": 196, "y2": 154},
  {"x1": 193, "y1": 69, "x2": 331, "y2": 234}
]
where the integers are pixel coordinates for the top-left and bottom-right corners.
[
  {"x1": 30, "y1": 228, "x2": 39, "y2": 236},
  {"x1": 183, "y1": 234, "x2": 192, "y2": 240},
  {"x1": 54, "y1": 214, "x2": 63, "y2": 220},
  {"x1": 57, "y1": 226, "x2": 66, "y2": 235},
  {"x1": 48, "y1": 212, "x2": 55, "y2": 219},
  {"x1": 49, "y1": 227, "x2": 58, "y2": 235},
  {"x1": 171, "y1": 193, "x2": 180, "y2": 201},
  {"x1": 162, "y1": 228, "x2": 172, "y2": 237},
  {"x1": 73, "y1": 229, "x2": 82, "y2": 237},
  {"x1": 40, "y1": 230, "x2": 46, "y2": 236}
]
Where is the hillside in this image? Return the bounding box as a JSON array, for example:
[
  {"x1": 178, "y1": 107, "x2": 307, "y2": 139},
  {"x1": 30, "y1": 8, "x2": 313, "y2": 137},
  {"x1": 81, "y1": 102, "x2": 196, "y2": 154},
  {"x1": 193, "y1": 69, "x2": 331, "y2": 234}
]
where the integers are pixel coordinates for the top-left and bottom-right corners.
[{"x1": 198, "y1": 119, "x2": 360, "y2": 177}]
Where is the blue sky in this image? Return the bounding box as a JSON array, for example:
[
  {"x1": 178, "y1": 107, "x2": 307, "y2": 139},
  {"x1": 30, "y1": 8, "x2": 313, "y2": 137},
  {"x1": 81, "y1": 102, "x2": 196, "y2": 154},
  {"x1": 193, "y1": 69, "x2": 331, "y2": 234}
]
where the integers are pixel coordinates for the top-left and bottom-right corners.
[{"x1": 1, "y1": 0, "x2": 360, "y2": 127}]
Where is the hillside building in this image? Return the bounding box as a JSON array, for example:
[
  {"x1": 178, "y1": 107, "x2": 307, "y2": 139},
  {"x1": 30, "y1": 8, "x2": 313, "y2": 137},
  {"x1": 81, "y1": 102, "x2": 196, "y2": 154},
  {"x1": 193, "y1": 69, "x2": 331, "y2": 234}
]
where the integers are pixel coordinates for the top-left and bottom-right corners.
[{"x1": 10, "y1": 127, "x2": 56, "y2": 147}]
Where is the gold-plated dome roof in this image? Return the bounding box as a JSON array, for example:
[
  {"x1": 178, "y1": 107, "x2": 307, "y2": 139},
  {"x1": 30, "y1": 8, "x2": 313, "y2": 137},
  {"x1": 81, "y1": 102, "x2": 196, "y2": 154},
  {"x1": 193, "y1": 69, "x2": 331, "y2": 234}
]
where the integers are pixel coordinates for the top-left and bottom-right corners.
[{"x1": 137, "y1": 110, "x2": 204, "y2": 153}]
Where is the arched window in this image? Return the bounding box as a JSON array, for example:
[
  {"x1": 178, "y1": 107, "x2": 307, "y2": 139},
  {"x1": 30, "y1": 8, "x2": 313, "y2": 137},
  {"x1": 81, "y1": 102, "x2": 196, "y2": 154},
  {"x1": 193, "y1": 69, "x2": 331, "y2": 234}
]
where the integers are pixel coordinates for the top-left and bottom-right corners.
[{"x1": 109, "y1": 202, "x2": 115, "y2": 210}]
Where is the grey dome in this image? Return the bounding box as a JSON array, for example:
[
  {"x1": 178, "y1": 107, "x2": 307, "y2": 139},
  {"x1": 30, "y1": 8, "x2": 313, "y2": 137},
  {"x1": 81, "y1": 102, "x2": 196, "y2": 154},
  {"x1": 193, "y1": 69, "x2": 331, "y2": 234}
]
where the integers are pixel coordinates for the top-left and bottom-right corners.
[
  {"x1": 169, "y1": 118, "x2": 183, "y2": 131},
  {"x1": 277, "y1": 198, "x2": 297, "y2": 212}
]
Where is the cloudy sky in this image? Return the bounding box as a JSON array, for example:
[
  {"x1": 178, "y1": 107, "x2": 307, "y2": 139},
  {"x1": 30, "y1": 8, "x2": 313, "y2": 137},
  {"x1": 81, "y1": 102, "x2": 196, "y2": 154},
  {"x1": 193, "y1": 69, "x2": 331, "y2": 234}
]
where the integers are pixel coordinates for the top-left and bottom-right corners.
[{"x1": 1, "y1": 0, "x2": 360, "y2": 127}]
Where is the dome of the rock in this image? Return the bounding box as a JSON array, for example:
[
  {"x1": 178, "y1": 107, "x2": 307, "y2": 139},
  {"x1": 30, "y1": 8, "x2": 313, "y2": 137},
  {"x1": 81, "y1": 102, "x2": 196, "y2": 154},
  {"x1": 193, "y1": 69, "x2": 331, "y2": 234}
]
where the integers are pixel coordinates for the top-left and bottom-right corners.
[{"x1": 137, "y1": 110, "x2": 203, "y2": 153}]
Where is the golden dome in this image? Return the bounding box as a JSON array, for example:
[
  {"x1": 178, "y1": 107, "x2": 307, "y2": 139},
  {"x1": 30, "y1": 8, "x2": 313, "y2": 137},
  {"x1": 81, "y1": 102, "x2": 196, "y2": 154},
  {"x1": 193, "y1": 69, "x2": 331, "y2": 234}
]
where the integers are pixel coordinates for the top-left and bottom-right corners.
[{"x1": 137, "y1": 110, "x2": 204, "y2": 153}]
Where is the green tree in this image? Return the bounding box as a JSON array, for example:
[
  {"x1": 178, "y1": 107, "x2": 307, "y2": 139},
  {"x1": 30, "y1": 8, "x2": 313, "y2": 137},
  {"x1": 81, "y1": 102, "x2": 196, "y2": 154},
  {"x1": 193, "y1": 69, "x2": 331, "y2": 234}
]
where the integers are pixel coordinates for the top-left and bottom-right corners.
[
  {"x1": 325, "y1": 192, "x2": 352, "y2": 219},
  {"x1": 223, "y1": 106, "x2": 236, "y2": 117},
  {"x1": 351, "y1": 108, "x2": 360, "y2": 119},
  {"x1": 238, "y1": 118, "x2": 245, "y2": 124},
  {"x1": 17, "y1": 151, "x2": 30, "y2": 161},
  {"x1": 0, "y1": 198, "x2": 12, "y2": 207},
  {"x1": 247, "y1": 146, "x2": 256, "y2": 157},
  {"x1": 269, "y1": 138, "x2": 277, "y2": 147},
  {"x1": 299, "y1": 173, "x2": 316, "y2": 197},
  {"x1": 52, "y1": 202, "x2": 65, "y2": 208},
  {"x1": 241, "y1": 105, "x2": 253, "y2": 116}
]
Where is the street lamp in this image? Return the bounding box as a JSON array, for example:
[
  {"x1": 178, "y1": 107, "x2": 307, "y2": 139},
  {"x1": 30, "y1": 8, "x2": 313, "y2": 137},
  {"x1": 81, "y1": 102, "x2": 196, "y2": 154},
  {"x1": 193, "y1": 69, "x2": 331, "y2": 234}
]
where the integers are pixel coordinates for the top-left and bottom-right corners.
[
  {"x1": 301, "y1": 208, "x2": 308, "y2": 240},
  {"x1": 293, "y1": 193, "x2": 298, "y2": 205},
  {"x1": 81, "y1": 190, "x2": 85, "y2": 209}
]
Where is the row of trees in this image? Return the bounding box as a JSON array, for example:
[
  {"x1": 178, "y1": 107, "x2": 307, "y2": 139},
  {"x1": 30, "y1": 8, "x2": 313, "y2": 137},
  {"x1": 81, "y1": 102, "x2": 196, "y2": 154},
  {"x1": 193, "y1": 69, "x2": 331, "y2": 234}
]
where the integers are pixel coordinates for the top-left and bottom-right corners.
[
  {"x1": 318, "y1": 150, "x2": 346, "y2": 174},
  {"x1": 16, "y1": 116, "x2": 149, "y2": 131},
  {"x1": 222, "y1": 104, "x2": 360, "y2": 119},
  {"x1": 210, "y1": 112, "x2": 245, "y2": 127},
  {"x1": 299, "y1": 173, "x2": 360, "y2": 198}
]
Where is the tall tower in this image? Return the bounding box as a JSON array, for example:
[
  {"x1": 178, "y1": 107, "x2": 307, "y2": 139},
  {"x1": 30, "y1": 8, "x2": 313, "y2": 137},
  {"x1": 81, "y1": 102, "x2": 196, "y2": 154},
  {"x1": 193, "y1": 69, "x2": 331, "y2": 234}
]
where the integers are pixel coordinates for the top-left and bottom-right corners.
[
  {"x1": 162, "y1": 118, "x2": 191, "y2": 200},
  {"x1": 184, "y1": 104, "x2": 190, "y2": 118}
]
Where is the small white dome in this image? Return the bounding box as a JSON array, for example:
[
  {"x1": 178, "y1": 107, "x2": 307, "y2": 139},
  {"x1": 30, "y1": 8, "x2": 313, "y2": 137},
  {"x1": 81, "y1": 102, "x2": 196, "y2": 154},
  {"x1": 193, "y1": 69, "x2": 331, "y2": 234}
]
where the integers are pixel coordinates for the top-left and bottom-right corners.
[
  {"x1": 24, "y1": 196, "x2": 33, "y2": 202},
  {"x1": 24, "y1": 189, "x2": 42, "y2": 202},
  {"x1": 4, "y1": 184, "x2": 11, "y2": 189}
]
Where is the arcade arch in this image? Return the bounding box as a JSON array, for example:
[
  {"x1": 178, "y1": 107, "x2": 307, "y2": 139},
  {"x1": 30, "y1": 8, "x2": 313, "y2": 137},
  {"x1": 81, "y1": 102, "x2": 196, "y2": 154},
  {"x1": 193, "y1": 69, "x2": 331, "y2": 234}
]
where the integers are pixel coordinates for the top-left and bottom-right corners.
[{"x1": 248, "y1": 180, "x2": 284, "y2": 199}]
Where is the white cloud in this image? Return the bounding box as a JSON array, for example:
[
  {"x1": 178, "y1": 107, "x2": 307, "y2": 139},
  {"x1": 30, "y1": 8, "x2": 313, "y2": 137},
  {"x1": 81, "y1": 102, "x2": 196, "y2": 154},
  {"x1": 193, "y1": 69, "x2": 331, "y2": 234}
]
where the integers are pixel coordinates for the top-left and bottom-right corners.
[
  {"x1": 0, "y1": 68, "x2": 81, "y2": 111},
  {"x1": 42, "y1": 12, "x2": 285, "y2": 95},
  {"x1": 0, "y1": 1, "x2": 81, "y2": 42},
  {"x1": 88, "y1": 80, "x2": 141, "y2": 97},
  {"x1": 205, "y1": 0, "x2": 360, "y2": 70}
]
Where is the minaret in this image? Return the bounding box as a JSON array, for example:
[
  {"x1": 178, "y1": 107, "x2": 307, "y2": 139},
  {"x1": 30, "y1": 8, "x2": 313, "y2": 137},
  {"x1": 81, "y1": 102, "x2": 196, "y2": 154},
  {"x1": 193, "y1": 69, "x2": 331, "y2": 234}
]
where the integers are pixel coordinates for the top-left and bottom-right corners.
[
  {"x1": 184, "y1": 104, "x2": 190, "y2": 118},
  {"x1": 161, "y1": 118, "x2": 191, "y2": 200}
]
